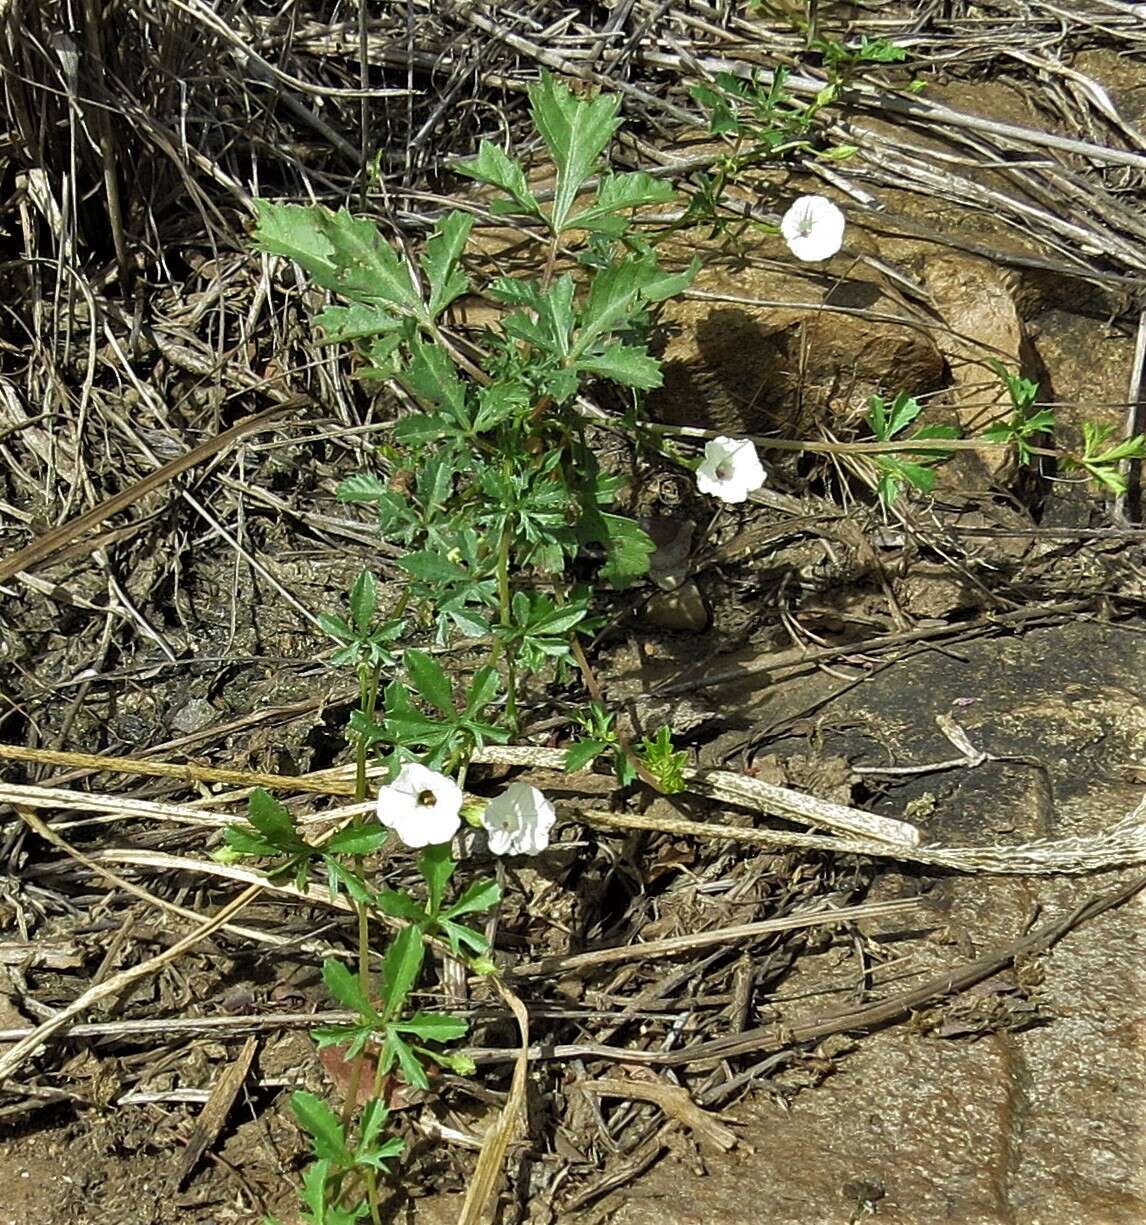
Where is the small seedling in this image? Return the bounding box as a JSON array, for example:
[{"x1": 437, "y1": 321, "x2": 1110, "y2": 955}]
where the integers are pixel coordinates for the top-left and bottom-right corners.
[
  {"x1": 980, "y1": 360, "x2": 1055, "y2": 465},
  {"x1": 864, "y1": 392, "x2": 957, "y2": 507},
  {"x1": 1062, "y1": 422, "x2": 1146, "y2": 495}
]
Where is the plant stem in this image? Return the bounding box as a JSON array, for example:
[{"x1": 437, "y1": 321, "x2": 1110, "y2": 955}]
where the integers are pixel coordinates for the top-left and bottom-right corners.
[
  {"x1": 339, "y1": 664, "x2": 382, "y2": 1224},
  {"x1": 496, "y1": 526, "x2": 519, "y2": 733}
]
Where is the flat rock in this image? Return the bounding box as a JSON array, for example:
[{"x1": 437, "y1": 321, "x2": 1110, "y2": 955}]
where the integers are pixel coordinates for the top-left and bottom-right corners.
[{"x1": 578, "y1": 620, "x2": 1146, "y2": 1224}]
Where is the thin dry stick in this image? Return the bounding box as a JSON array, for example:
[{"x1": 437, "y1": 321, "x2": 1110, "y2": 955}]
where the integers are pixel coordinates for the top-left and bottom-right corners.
[
  {"x1": 472, "y1": 745, "x2": 920, "y2": 845},
  {"x1": 455, "y1": 978, "x2": 530, "y2": 1225},
  {"x1": 10, "y1": 802, "x2": 345, "y2": 954},
  {"x1": 0, "y1": 779, "x2": 367, "y2": 829},
  {"x1": 577, "y1": 1078, "x2": 737, "y2": 1151},
  {"x1": 0, "y1": 737, "x2": 359, "y2": 796},
  {"x1": 0, "y1": 403, "x2": 299, "y2": 583},
  {"x1": 0, "y1": 883, "x2": 263, "y2": 1082},
  {"x1": 507, "y1": 898, "x2": 921, "y2": 979},
  {"x1": 578, "y1": 802, "x2": 1146, "y2": 875}
]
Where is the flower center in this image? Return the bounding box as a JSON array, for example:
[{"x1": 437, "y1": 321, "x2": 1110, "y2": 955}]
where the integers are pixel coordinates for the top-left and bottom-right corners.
[
  {"x1": 417, "y1": 789, "x2": 437, "y2": 807},
  {"x1": 715, "y1": 460, "x2": 733, "y2": 481},
  {"x1": 797, "y1": 212, "x2": 815, "y2": 237}
]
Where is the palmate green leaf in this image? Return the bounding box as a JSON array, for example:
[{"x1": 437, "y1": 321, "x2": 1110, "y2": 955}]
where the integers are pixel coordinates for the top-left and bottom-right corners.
[
  {"x1": 355, "y1": 1099, "x2": 405, "y2": 1171},
  {"x1": 322, "y1": 825, "x2": 391, "y2": 856},
  {"x1": 599, "y1": 513, "x2": 655, "y2": 587},
  {"x1": 691, "y1": 82, "x2": 742, "y2": 136},
  {"x1": 337, "y1": 472, "x2": 390, "y2": 503},
  {"x1": 578, "y1": 507, "x2": 654, "y2": 588},
  {"x1": 374, "y1": 888, "x2": 427, "y2": 922},
  {"x1": 434, "y1": 1049, "x2": 479, "y2": 1076},
  {"x1": 486, "y1": 276, "x2": 541, "y2": 308},
  {"x1": 449, "y1": 608, "x2": 493, "y2": 638},
  {"x1": 245, "y1": 789, "x2": 308, "y2": 853},
  {"x1": 454, "y1": 142, "x2": 541, "y2": 218},
  {"x1": 253, "y1": 202, "x2": 421, "y2": 314},
  {"x1": 474, "y1": 381, "x2": 530, "y2": 432},
  {"x1": 291, "y1": 1091, "x2": 347, "y2": 1163},
  {"x1": 574, "y1": 256, "x2": 656, "y2": 354},
  {"x1": 357, "y1": 331, "x2": 407, "y2": 381},
  {"x1": 393, "y1": 412, "x2": 453, "y2": 444},
  {"x1": 502, "y1": 274, "x2": 576, "y2": 359},
  {"x1": 530, "y1": 73, "x2": 622, "y2": 233},
  {"x1": 401, "y1": 337, "x2": 468, "y2": 423},
  {"x1": 565, "y1": 738, "x2": 607, "y2": 773},
  {"x1": 324, "y1": 858, "x2": 377, "y2": 906},
  {"x1": 397, "y1": 551, "x2": 467, "y2": 585},
  {"x1": 221, "y1": 824, "x2": 282, "y2": 858},
  {"x1": 312, "y1": 1023, "x2": 373, "y2": 1059},
  {"x1": 404, "y1": 648, "x2": 455, "y2": 715},
  {"x1": 440, "y1": 918, "x2": 490, "y2": 957},
  {"x1": 443, "y1": 877, "x2": 501, "y2": 919},
  {"x1": 356, "y1": 1098, "x2": 395, "y2": 1160},
  {"x1": 875, "y1": 458, "x2": 938, "y2": 507},
  {"x1": 464, "y1": 666, "x2": 500, "y2": 716},
  {"x1": 348, "y1": 569, "x2": 377, "y2": 634},
  {"x1": 394, "y1": 1012, "x2": 469, "y2": 1043},
  {"x1": 578, "y1": 342, "x2": 662, "y2": 390},
  {"x1": 382, "y1": 1031, "x2": 430, "y2": 1091},
  {"x1": 566, "y1": 171, "x2": 675, "y2": 235},
  {"x1": 316, "y1": 612, "x2": 353, "y2": 644},
  {"x1": 314, "y1": 303, "x2": 403, "y2": 343},
  {"x1": 640, "y1": 256, "x2": 701, "y2": 303},
  {"x1": 322, "y1": 958, "x2": 375, "y2": 1018},
  {"x1": 253, "y1": 201, "x2": 340, "y2": 284},
  {"x1": 380, "y1": 925, "x2": 425, "y2": 1022},
  {"x1": 421, "y1": 211, "x2": 473, "y2": 319},
  {"x1": 417, "y1": 842, "x2": 456, "y2": 916},
  {"x1": 572, "y1": 254, "x2": 690, "y2": 365},
  {"x1": 876, "y1": 391, "x2": 923, "y2": 440},
  {"x1": 299, "y1": 1159, "x2": 333, "y2": 1223}
]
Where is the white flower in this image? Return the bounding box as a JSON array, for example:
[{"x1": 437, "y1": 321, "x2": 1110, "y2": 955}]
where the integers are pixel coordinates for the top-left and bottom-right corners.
[
  {"x1": 376, "y1": 762, "x2": 463, "y2": 848},
  {"x1": 780, "y1": 195, "x2": 845, "y2": 262},
  {"x1": 481, "y1": 783, "x2": 556, "y2": 856},
  {"x1": 696, "y1": 436, "x2": 766, "y2": 504}
]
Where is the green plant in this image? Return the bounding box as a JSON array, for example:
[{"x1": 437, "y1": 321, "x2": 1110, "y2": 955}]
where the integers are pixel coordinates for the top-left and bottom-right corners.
[
  {"x1": 811, "y1": 34, "x2": 907, "y2": 71},
  {"x1": 864, "y1": 392, "x2": 957, "y2": 507},
  {"x1": 979, "y1": 361, "x2": 1145, "y2": 494},
  {"x1": 980, "y1": 359, "x2": 1055, "y2": 465},
  {"x1": 234, "y1": 64, "x2": 1146, "y2": 1222},
  {"x1": 1062, "y1": 422, "x2": 1146, "y2": 495},
  {"x1": 242, "y1": 73, "x2": 711, "y2": 1225}
]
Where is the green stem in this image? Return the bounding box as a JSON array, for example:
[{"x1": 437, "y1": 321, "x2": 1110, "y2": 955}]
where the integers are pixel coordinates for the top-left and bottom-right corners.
[
  {"x1": 495, "y1": 527, "x2": 519, "y2": 733},
  {"x1": 338, "y1": 665, "x2": 381, "y2": 1223}
]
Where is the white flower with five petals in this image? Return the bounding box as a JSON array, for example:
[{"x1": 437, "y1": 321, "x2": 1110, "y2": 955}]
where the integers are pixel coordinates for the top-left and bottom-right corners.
[
  {"x1": 481, "y1": 783, "x2": 556, "y2": 856},
  {"x1": 376, "y1": 762, "x2": 463, "y2": 848},
  {"x1": 696, "y1": 436, "x2": 766, "y2": 504},
  {"x1": 780, "y1": 195, "x2": 845, "y2": 262}
]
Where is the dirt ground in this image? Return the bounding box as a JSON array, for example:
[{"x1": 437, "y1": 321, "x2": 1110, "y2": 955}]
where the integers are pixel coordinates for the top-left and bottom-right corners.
[{"x1": 3, "y1": 5, "x2": 1146, "y2": 1224}]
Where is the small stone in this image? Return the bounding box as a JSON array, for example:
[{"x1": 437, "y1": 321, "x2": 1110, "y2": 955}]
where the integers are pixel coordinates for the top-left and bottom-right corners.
[
  {"x1": 170, "y1": 697, "x2": 216, "y2": 734},
  {"x1": 642, "y1": 581, "x2": 709, "y2": 632}
]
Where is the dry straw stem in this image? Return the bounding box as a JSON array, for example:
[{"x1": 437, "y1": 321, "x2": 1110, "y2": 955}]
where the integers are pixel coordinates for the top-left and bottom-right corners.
[
  {"x1": 471, "y1": 747, "x2": 1146, "y2": 875},
  {"x1": 506, "y1": 897, "x2": 921, "y2": 980},
  {"x1": 577, "y1": 1076, "x2": 737, "y2": 1151},
  {"x1": 455, "y1": 979, "x2": 530, "y2": 1225},
  {"x1": 463, "y1": 871, "x2": 1146, "y2": 1073},
  {"x1": 4, "y1": 796, "x2": 346, "y2": 956},
  {"x1": 6, "y1": 742, "x2": 1144, "y2": 877},
  {"x1": 0, "y1": 403, "x2": 299, "y2": 584},
  {"x1": 0, "y1": 880, "x2": 262, "y2": 1082},
  {"x1": 0, "y1": 896, "x2": 918, "y2": 1048},
  {"x1": 471, "y1": 746, "x2": 921, "y2": 844}
]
